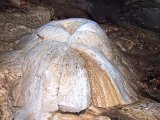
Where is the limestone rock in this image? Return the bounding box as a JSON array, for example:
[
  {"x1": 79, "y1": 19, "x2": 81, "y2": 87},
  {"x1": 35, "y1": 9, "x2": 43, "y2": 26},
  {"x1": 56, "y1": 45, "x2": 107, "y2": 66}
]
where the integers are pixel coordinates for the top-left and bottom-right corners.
[
  {"x1": 121, "y1": 100, "x2": 160, "y2": 120},
  {"x1": 0, "y1": 5, "x2": 52, "y2": 52},
  {"x1": 9, "y1": 0, "x2": 22, "y2": 6},
  {"x1": 104, "y1": 99, "x2": 160, "y2": 120},
  {"x1": 50, "y1": 112, "x2": 111, "y2": 120},
  {"x1": 125, "y1": 0, "x2": 160, "y2": 31},
  {"x1": 30, "y1": 0, "x2": 92, "y2": 18},
  {"x1": 0, "y1": 18, "x2": 138, "y2": 120}
]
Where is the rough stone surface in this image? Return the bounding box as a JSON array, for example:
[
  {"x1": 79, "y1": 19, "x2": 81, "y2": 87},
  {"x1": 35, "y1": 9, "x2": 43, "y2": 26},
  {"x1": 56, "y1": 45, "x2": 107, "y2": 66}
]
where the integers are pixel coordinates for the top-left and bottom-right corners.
[
  {"x1": 50, "y1": 112, "x2": 111, "y2": 120},
  {"x1": 0, "y1": 1, "x2": 160, "y2": 120},
  {"x1": 120, "y1": 99, "x2": 160, "y2": 120},
  {"x1": 0, "y1": 5, "x2": 52, "y2": 52},
  {"x1": 101, "y1": 22, "x2": 160, "y2": 102},
  {"x1": 8, "y1": 0, "x2": 159, "y2": 31},
  {"x1": 9, "y1": 0, "x2": 22, "y2": 6},
  {"x1": 29, "y1": 0, "x2": 92, "y2": 18},
  {"x1": 125, "y1": 0, "x2": 160, "y2": 31},
  {"x1": 104, "y1": 99, "x2": 160, "y2": 120},
  {"x1": 0, "y1": 18, "x2": 138, "y2": 120}
]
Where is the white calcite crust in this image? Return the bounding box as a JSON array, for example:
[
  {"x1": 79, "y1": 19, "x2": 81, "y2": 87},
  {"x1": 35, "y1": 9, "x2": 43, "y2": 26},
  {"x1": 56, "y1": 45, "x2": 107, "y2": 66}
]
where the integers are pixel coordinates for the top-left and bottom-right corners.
[{"x1": 0, "y1": 18, "x2": 138, "y2": 120}]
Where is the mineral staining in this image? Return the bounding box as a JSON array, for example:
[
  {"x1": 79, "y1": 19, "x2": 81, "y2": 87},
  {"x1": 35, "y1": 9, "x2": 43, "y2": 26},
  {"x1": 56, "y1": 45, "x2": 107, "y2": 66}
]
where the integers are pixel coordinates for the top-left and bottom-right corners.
[{"x1": 0, "y1": 18, "x2": 138, "y2": 120}]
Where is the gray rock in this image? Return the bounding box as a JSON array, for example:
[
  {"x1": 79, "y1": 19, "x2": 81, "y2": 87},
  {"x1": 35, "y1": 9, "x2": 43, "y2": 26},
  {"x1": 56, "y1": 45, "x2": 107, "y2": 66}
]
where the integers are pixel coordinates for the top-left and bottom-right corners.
[
  {"x1": 125, "y1": 0, "x2": 160, "y2": 31},
  {"x1": 104, "y1": 99, "x2": 160, "y2": 120}
]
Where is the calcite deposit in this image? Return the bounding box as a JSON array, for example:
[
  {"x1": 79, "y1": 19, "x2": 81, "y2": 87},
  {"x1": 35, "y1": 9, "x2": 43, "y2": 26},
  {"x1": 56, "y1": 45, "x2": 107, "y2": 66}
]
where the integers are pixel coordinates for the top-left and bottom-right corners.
[{"x1": 0, "y1": 18, "x2": 139, "y2": 120}]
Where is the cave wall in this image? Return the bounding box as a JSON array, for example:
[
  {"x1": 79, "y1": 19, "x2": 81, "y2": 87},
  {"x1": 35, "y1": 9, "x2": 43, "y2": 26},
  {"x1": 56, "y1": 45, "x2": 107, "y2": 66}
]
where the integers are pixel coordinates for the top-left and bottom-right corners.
[{"x1": 24, "y1": 0, "x2": 160, "y2": 31}]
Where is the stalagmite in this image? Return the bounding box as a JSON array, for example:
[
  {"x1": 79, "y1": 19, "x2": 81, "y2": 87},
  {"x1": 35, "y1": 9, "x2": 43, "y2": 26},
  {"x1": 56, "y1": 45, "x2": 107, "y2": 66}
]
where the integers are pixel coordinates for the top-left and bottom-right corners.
[{"x1": 0, "y1": 18, "x2": 138, "y2": 120}]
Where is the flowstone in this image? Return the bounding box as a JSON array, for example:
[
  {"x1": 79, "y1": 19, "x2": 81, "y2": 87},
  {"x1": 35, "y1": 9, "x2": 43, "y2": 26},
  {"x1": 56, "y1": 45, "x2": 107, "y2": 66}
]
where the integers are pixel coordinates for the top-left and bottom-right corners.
[{"x1": 0, "y1": 18, "x2": 139, "y2": 120}]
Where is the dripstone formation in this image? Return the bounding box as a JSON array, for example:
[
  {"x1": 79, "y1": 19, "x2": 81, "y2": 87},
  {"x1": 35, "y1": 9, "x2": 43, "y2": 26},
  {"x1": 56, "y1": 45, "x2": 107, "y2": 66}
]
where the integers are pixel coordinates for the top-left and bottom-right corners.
[{"x1": 0, "y1": 18, "x2": 139, "y2": 120}]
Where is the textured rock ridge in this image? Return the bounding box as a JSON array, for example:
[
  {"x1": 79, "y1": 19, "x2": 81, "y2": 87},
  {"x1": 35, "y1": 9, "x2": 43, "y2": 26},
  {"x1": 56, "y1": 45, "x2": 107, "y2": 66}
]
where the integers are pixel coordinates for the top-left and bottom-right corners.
[{"x1": 0, "y1": 18, "x2": 138, "y2": 120}]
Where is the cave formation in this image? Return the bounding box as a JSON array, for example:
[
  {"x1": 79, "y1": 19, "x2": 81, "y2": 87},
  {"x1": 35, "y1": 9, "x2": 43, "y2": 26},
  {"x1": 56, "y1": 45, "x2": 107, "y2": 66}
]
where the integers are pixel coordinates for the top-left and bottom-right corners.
[{"x1": 0, "y1": 0, "x2": 160, "y2": 120}]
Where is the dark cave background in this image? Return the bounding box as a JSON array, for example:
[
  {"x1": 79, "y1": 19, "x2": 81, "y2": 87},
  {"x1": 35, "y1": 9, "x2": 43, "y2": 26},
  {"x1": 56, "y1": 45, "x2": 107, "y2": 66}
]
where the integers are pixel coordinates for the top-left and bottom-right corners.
[
  {"x1": 0, "y1": 0, "x2": 160, "y2": 102},
  {"x1": 27, "y1": 0, "x2": 160, "y2": 31}
]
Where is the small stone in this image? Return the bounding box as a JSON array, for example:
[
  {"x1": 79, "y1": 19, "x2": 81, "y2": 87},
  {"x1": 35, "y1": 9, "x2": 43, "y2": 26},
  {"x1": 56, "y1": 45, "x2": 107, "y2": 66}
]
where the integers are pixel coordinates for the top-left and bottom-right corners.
[
  {"x1": 0, "y1": 73, "x2": 5, "y2": 79},
  {"x1": 4, "y1": 70, "x2": 9, "y2": 74}
]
